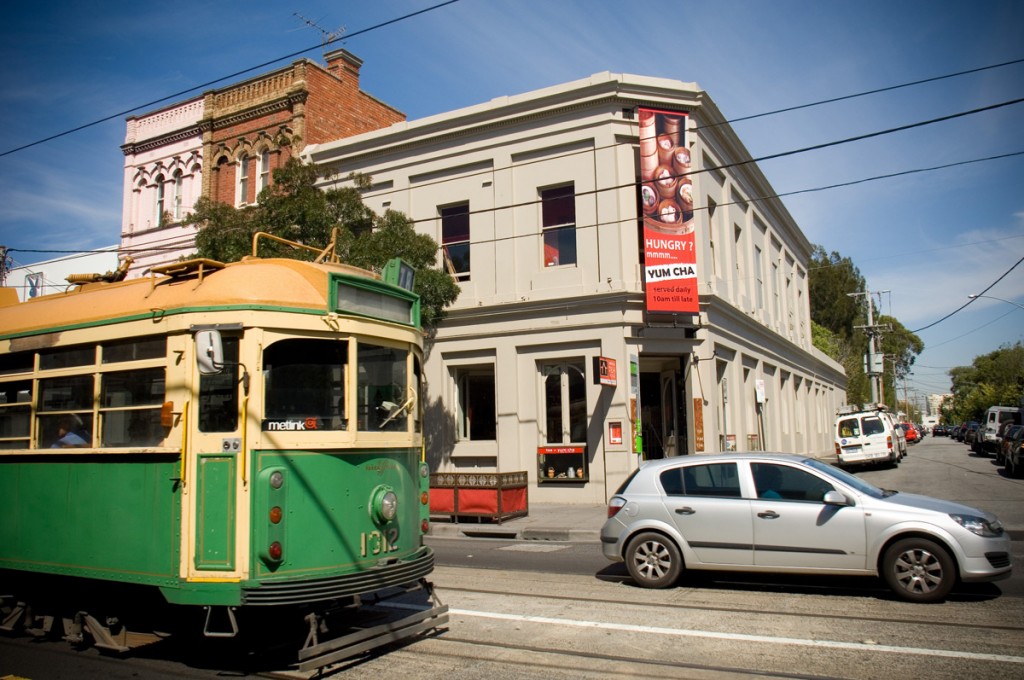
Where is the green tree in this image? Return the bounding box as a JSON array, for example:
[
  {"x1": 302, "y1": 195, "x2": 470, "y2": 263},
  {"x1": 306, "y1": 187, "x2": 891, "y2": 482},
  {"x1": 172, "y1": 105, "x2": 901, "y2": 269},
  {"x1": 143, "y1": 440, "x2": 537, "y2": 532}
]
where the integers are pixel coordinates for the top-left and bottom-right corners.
[
  {"x1": 945, "y1": 342, "x2": 1024, "y2": 423},
  {"x1": 809, "y1": 246, "x2": 871, "y2": 404},
  {"x1": 187, "y1": 158, "x2": 460, "y2": 327},
  {"x1": 808, "y1": 246, "x2": 866, "y2": 340}
]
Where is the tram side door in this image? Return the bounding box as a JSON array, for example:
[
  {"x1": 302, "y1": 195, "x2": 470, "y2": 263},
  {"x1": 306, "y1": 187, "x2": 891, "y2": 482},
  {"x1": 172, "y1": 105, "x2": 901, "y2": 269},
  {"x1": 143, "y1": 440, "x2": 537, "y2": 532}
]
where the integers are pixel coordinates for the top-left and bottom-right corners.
[{"x1": 188, "y1": 332, "x2": 242, "y2": 576}]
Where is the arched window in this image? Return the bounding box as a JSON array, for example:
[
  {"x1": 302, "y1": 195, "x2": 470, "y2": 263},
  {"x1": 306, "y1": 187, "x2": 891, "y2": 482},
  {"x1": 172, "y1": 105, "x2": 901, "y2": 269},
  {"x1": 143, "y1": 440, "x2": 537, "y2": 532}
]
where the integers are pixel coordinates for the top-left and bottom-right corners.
[
  {"x1": 172, "y1": 170, "x2": 183, "y2": 221},
  {"x1": 258, "y1": 149, "x2": 271, "y2": 193},
  {"x1": 236, "y1": 155, "x2": 249, "y2": 206},
  {"x1": 154, "y1": 174, "x2": 165, "y2": 227}
]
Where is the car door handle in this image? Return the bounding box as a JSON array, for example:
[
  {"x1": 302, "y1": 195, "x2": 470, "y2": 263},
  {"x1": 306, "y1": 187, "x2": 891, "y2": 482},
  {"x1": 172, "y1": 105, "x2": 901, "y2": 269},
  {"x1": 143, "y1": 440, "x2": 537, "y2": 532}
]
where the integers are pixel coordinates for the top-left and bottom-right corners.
[
  {"x1": 757, "y1": 510, "x2": 780, "y2": 519},
  {"x1": 674, "y1": 506, "x2": 696, "y2": 515}
]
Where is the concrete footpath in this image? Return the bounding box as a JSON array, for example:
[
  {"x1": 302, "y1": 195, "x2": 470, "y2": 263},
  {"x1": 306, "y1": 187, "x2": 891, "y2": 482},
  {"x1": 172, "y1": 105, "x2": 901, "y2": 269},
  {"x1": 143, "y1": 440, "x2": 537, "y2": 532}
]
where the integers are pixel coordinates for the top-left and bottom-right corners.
[{"x1": 429, "y1": 503, "x2": 607, "y2": 543}]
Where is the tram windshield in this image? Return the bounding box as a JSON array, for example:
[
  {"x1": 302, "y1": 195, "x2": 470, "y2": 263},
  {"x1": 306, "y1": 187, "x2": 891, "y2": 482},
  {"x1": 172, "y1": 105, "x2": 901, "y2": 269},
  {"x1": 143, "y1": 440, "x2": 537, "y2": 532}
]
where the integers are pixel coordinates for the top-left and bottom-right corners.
[
  {"x1": 357, "y1": 344, "x2": 409, "y2": 432},
  {"x1": 263, "y1": 339, "x2": 348, "y2": 431}
]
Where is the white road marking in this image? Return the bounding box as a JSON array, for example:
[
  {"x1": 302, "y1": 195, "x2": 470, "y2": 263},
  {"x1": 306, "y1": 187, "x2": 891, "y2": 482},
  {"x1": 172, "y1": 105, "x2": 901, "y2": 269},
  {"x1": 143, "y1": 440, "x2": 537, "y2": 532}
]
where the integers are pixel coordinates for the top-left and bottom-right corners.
[
  {"x1": 449, "y1": 607, "x2": 1024, "y2": 665},
  {"x1": 497, "y1": 544, "x2": 571, "y2": 553}
]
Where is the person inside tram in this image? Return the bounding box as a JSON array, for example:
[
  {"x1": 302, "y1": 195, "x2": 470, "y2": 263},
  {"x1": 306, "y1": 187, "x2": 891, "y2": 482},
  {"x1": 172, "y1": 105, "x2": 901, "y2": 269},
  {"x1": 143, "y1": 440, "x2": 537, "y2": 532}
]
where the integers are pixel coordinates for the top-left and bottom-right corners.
[{"x1": 52, "y1": 414, "x2": 90, "y2": 448}]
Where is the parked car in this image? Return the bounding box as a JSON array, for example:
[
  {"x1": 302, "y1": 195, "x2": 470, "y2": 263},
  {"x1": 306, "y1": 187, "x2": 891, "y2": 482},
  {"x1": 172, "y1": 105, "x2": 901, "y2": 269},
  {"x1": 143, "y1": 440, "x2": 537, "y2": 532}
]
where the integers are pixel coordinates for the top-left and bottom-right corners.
[
  {"x1": 977, "y1": 406, "x2": 1023, "y2": 455},
  {"x1": 964, "y1": 421, "x2": 982, "y2": 446},
  {"x1": 997, "y1": 424, "x2": 1024, "y2": 466},
  {"x1": 902, "y1": 422, "x2": 919, "y2": 444},
  {"x1": 601, "y1": 453, "x2": 1012, "y2": 603},
  {"x1": 833, "y1": 405, "x2": 902, "y2": 467},
  {"x1": 1002, "y1": 427, "x2": 1024, "y2": 478}
]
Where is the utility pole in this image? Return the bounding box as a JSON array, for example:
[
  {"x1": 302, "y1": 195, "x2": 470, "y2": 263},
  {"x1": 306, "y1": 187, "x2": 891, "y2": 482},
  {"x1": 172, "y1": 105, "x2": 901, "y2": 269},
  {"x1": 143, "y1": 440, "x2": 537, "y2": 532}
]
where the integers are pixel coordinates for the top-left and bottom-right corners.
[
  {"x1": 0, "y1": 246, "x2": 9, "y2": 287},
  {"x1": 849, "y1": 290, "x2": 891, "y2": 404}
]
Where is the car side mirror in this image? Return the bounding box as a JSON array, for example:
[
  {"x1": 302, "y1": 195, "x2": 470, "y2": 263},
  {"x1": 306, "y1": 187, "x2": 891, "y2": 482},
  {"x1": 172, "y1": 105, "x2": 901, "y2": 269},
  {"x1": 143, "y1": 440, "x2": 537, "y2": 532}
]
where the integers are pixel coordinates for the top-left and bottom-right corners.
[{"x1": 822, "y1": 490, "x2": 850, "y2": 506}]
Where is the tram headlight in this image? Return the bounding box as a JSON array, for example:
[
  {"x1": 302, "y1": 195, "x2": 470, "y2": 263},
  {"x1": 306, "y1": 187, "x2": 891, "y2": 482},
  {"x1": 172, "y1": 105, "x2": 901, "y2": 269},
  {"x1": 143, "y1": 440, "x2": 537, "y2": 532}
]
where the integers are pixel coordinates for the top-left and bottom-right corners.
[{"x1": 371, "y1": 485, "x2": 399, "y2": 523}]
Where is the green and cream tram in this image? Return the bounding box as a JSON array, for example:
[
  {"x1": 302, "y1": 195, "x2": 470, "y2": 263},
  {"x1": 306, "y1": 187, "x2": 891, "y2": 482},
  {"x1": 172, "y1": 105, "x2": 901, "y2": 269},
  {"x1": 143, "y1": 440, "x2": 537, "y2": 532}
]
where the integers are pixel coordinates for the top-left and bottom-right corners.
[{"x1": 0, "y1": 240, "x2": 446, "y2": 669}]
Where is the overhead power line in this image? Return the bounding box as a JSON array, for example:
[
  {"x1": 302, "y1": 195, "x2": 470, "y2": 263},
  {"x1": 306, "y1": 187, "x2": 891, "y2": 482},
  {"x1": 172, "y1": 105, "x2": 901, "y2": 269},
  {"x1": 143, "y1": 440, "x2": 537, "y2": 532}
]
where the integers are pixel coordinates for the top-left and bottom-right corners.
[
  {"x1": 0, "y1": 0, "x2": 463, "y2": 159},
  {"x1": 694, "y1": 57, "x2": 1024, "y2": 131},
  {"x1": 0, "y1": 30, "x2": 1017, "y2": 160},
  {"x1": 910, "y1": 254, "x2": 1024, "y2": 333}
]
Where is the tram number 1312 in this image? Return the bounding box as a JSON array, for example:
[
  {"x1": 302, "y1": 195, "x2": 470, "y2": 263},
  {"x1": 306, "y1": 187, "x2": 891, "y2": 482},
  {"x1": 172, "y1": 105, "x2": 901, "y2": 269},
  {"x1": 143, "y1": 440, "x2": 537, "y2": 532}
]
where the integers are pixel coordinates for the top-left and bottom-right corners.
[{"x1": 360, "y1": 529, "x2": 400, "y2": 557}]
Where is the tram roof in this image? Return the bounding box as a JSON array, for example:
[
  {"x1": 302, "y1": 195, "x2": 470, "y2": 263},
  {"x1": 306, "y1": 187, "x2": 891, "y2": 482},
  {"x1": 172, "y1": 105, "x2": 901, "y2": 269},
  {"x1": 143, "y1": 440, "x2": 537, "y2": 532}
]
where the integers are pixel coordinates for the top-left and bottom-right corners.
[{"x1": 0, "y1": 257, "x2": 382, "y2": 339}]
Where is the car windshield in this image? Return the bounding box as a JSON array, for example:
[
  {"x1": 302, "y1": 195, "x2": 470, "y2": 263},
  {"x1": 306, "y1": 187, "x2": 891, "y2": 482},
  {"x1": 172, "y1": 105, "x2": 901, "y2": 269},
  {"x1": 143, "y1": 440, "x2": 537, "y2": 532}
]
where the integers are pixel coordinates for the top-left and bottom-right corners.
[{"x1": 802, "y1": 457, "x2": 887, "y2": 498}]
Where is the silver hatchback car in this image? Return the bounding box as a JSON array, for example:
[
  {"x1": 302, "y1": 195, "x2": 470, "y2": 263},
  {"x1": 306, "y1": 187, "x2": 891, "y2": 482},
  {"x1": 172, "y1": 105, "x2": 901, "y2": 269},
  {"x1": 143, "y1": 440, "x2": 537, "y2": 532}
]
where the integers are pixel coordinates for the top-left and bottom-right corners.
[{"x1": 601, "y1": 453, "x2": 1012, "y2": 602}]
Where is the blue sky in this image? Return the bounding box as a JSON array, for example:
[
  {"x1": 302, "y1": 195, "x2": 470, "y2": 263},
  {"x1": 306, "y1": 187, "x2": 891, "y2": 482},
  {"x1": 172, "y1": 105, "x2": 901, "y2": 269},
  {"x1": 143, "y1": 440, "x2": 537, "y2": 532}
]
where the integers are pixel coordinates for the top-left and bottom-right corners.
[{"x1": 1, "y1": 0, "x2": 1022, "y2": 403}]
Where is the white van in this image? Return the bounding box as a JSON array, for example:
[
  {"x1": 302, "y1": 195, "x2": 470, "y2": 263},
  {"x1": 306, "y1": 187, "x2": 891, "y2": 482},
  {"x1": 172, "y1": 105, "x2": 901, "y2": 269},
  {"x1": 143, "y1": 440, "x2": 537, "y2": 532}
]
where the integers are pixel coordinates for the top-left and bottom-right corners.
[
  {"x1": 834, "y1": 404, "x2": 901, "y2": 468},
  {"x1": 975, "y1": 406, "x2": 1022, "y2": 455}
]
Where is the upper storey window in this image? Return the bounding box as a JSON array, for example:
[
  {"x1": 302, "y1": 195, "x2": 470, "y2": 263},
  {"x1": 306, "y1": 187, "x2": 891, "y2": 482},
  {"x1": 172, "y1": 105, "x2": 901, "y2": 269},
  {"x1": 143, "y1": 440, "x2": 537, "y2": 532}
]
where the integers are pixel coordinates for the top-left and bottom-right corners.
[
  {"x1": 172, "y1": 170, "x2": 183, "y2": 221},
  {"x1": 441, "y1": 202, "x2": 470, "y2": 281},
  {"x1": 236, "y1": 155, "x2": 250, "y2": 207},
  {"x1": 258, "y1": 149, "x2": 271, "y2": 194},
  {"x1": 541, "y1": 184, "x2": 576, "y2": 267},
  {"x1": 154, "y1": 174, "x2": 165, "y2": 227}
]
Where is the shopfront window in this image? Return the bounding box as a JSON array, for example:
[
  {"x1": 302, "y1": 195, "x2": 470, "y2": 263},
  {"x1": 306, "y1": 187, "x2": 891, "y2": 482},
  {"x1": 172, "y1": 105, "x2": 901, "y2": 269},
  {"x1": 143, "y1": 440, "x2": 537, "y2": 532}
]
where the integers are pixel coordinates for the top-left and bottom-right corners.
[{"x1": 538, "y1": 360, "x2": 587, "y2": 483}]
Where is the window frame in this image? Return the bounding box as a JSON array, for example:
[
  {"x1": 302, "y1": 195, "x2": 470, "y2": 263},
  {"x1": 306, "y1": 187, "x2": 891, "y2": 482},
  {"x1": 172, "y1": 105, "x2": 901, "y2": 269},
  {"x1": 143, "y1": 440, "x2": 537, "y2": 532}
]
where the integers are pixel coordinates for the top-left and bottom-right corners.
[
  {"x1": 540, "y1": 183, "x2": 577, "y2": 267},
  {"x1": 236, "y1": 154, "x2": 250, "y2": 206},
  {"x1": 452, "y1": 364, "x2": 496, "y2": 441},
  {"x1": 154, "y1": 174, "x2": 166, "y2": 227},
  {"x1": 258, "y1": 149, "x2": 271, "y2": 194},
  {"x1": 440, "y1": 202, "x2": 471, "y2": 281}
]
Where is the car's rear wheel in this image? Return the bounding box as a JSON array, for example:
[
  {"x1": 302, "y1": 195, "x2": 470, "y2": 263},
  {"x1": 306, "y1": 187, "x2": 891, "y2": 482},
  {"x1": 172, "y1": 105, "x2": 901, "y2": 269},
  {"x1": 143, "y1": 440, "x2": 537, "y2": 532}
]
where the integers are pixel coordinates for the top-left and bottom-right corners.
[
  {"x1": 882, "y1": 537, "x2": 956, "y2": 603},
  {"x1": 624, "y1": 532, "x2": 682, "y2": 589}
]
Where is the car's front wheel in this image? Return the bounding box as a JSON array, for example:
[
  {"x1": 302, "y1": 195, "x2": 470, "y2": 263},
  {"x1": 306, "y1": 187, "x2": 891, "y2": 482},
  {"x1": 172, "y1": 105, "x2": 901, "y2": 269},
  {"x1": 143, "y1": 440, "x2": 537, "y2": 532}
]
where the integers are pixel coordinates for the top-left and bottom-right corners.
[
  {"x1": 882, "y1": 537, "x2": 956, "y2": 603},
  {"x1": 624, "y1": 531, "x2": 682, "y2": 589}
]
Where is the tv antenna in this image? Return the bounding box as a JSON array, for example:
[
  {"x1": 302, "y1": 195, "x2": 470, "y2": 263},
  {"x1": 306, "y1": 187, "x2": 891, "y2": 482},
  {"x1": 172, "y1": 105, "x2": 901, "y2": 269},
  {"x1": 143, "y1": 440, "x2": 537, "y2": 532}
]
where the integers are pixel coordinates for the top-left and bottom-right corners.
[{"x1": 293, "y1": 12, "x2": 345, "y2": 58}]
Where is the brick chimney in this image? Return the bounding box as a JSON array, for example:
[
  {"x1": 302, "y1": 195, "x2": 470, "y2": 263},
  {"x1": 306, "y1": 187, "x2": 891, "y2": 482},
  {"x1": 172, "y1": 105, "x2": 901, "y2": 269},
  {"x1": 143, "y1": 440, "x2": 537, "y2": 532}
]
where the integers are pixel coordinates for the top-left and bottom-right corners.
[{"x1": 324, "y1": 48, "x2": 363, "y2": 87}]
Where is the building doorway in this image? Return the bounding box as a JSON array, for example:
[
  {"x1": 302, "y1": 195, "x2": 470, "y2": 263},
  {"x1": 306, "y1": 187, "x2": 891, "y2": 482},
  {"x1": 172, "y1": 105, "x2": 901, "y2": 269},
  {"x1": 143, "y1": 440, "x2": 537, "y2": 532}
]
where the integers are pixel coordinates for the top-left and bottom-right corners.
[{"x1": 639, "y1": 356, "x2": 689, "y2": 460}]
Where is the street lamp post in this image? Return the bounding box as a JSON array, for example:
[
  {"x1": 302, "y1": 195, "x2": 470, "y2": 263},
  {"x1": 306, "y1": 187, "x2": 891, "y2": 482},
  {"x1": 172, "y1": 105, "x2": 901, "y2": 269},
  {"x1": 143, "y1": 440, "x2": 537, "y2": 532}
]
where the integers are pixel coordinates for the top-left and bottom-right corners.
[{"x1": 967, "y1": 294, "x2": 1024, "y2": 311}]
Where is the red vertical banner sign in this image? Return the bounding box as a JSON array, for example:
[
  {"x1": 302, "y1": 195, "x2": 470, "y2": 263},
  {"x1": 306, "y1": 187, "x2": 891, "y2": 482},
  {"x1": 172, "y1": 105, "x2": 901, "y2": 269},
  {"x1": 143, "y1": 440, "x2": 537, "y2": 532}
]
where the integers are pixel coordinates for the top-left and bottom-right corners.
[{"x1": 639, "y1": 107, "x2": 698, "y2": 314}]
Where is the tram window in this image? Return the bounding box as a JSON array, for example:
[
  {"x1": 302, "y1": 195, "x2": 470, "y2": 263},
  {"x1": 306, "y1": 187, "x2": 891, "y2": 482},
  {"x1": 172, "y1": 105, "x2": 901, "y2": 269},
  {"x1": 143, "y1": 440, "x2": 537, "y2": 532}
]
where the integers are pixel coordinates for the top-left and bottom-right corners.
[
  {"x1": 263, "y1": 339, "x2": 347, "y2": 430},
  {"x1": 0, "y1": 352, "x2": 33, "y2": 375},
  {"x1": 38, "y1": 413, "x2": 93, "y2": 448},
  {"x1": 101, "y1": 368, "x2": 166, "y2": 407},
  {"x1": 102, "y1": 337, "x2": 166, "y2": 363},
  {"x1": 99, "y1": 367, "x2": 166, "y2": 446},
  {"x1": 39, "y1": 345, "x2": 95, "y2": 370},
  {"x1": 413, "y1": 355, "x2": 422, "y2": 434},
  {"x1": 102, "y1": 409, "x2": 165, "y2": 447},
  {"x1": 357, "y1": 344, "x2": 408, "y2": 432},
  {"x1": 39, "y1": 375, "x2": 93, "y2": 412},
  {"x1": 0, "y1": 379, "x2": 32, "y2": 448},
  {"x1": 198, "y1": 337, "x2": 239, "y2": 432}
]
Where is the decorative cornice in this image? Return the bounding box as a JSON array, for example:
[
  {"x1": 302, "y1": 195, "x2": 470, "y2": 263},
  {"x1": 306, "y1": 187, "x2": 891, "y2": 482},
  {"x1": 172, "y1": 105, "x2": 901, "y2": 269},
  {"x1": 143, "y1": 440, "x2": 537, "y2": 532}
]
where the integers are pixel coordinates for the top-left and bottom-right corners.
[
  {"x1": 204, "y1": 93, "x2": 307, "y2": 135},
  {"x1": 121, "y1": 125, "x2": 203, "y2": 156}
]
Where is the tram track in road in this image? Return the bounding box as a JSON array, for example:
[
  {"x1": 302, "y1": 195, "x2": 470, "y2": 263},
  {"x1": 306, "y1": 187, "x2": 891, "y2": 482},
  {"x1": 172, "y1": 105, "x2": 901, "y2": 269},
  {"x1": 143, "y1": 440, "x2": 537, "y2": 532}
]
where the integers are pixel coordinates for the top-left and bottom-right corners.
[
  {"x1": 432, "y1": 583, "x2": 1024, "y2": 634},
  {"x1": 372, "y1": 634, "x2": 842, "y2": 680}
]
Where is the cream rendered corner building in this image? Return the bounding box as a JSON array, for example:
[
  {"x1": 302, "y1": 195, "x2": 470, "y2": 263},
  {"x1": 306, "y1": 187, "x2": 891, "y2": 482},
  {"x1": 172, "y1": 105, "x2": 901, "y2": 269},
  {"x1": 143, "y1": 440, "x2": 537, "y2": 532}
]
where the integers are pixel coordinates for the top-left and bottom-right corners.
[{"x1": 305, "y1": 73, "x2": 847, "y2": 504}]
